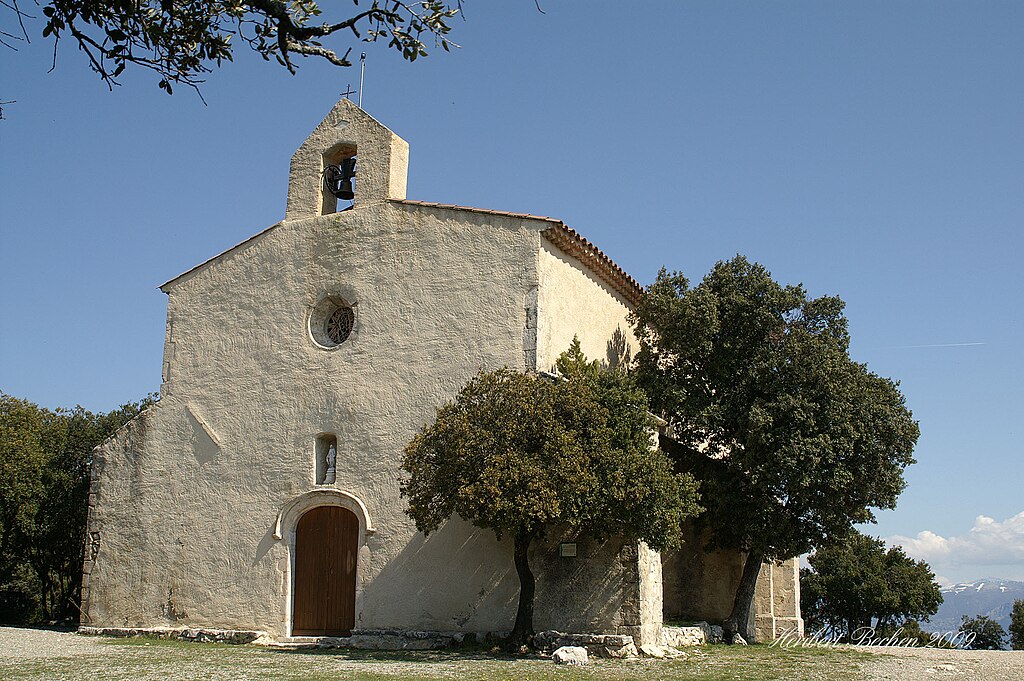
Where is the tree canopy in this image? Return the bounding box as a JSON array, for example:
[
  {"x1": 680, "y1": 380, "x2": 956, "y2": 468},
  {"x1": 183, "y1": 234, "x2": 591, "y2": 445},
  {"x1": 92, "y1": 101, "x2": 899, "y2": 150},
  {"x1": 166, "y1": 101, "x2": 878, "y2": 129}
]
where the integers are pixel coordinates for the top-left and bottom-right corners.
[
  {"x1": 401, "y1": 340, "x2": 701, "y2": 646},
  {"x1": 3, "y1": 0, "x2": 460, "y2": 96},
  {"x1": 0, "y1": 392, "x2": 155, "y2": 624},
  {"x1": 1010, "y1": 599, "x2": 1024, "y2": 651},
  {"x1": 800, "y1": 530, "x2": 942, "y2": 640},
  {"x1": 960, "y1": 614, "x2": 1006, "y2": 650},
  {"x1": 632, "y1": 256, "x2": 920, "y2": 640}
]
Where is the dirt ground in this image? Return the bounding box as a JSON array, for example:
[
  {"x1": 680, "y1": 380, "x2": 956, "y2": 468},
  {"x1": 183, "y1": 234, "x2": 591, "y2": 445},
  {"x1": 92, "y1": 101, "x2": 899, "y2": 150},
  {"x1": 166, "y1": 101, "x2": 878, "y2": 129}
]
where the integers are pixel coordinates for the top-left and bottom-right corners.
[
  {"x1": 844, "y1": 644, "x2": 1024, "y2": 680},
  {"x1": 2, "y1": 625, "x2": 1022, "y2": 680}
]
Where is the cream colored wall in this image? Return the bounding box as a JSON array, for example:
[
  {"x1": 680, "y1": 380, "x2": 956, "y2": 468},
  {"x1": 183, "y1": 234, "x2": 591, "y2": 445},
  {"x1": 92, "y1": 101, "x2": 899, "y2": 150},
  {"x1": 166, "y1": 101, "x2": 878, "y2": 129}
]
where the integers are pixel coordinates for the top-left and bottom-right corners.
[
  {"x1": 662, "y1": 528, "x2": 745, "y2": 623},
  {"x1": 85, "y1": 201, "x2": 540, "y2": 637},
  {"x1": 84, "y1": 195, "x2": 660, "y2": 640},
  {"x1": 531, "y1": 238, "x2": 662, "y2": 642},
  {"x1": 535, "y1": 239, "x2": 636, "y2": 372}
]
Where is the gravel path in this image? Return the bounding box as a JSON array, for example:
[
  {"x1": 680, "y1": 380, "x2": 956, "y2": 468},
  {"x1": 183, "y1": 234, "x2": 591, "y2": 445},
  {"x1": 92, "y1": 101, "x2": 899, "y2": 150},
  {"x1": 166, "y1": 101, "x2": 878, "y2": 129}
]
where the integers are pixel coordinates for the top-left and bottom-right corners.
[
  {"x1": 0, "y1": 626, "x2": 109, "y2": 660},
  {"x1": 0, "y1": 626, "x2": 471, "y2": 680},
  {"x1": 3, "y1": 626, "x2": 1023, "y2": 680},
  {"x1": 855, "y1": 645, "x2": 1024, "y2": 681}
]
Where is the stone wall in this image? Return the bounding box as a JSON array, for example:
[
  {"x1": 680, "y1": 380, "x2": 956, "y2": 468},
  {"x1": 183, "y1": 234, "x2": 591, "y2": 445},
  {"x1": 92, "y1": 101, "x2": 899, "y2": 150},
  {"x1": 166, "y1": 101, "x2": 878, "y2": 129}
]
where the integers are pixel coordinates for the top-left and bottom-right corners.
[
  {"x1": 636, "y1": 542, "x2": 664, "y2": 645},
  {"x1": 754, "y1": 559, "x2": 804, "y2": 641},
  {"x1": 662, "y1": 525, "x2": 803, "y2": 641},
  {"x1": 528, "y1": 532, "x2": 655, "y2": 642},
  {"x1": 662, "y1": 528, "x2": 745, "y2": 624}
]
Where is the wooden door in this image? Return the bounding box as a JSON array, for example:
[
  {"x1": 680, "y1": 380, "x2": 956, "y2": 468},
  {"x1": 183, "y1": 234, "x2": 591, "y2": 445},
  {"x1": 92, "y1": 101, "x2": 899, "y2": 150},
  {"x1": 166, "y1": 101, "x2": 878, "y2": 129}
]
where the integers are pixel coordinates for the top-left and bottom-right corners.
[{"x1": 292, "y1": 506, "x2": 358, "y2": 636}]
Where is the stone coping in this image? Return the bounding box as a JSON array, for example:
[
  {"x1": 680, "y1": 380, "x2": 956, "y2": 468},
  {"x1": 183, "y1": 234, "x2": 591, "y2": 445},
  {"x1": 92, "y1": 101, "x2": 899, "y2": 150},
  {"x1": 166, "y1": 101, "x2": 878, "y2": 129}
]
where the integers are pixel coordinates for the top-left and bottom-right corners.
[
  {"x1": 79, "y1": 626, "x2": 263, "y2": 644},
  {"x1": 78, "y1": 625, "x2": 717, "y2": 653},
  {"x1": 533, "y1": 631, "x2": 635, "y2": 649}
]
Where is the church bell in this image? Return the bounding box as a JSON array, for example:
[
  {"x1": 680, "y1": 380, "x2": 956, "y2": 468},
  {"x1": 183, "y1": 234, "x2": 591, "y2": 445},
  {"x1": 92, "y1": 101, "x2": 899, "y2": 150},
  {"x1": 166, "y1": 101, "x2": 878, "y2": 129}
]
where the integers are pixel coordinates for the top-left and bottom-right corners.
[{"x1": 323, "y1": 157, "x2": 356, "y2": 201}]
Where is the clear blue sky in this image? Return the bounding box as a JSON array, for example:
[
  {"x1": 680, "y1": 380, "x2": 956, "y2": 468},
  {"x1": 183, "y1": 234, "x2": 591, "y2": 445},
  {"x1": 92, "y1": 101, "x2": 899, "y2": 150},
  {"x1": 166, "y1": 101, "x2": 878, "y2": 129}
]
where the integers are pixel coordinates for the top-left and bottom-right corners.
[{"x1": 2, "y1": 1, "x2": 1022, "y2": 583}]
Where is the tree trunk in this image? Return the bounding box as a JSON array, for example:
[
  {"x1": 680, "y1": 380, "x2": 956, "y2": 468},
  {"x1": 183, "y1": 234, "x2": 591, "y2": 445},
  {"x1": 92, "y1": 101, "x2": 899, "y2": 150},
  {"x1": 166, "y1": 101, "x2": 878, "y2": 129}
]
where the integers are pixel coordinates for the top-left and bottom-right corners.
[
  {"x1": 509, "y1": 533, "x2": 536, "y2": 648},
  {"x1": 723, "y1": 548, "x2": 764, "y2": 643}
]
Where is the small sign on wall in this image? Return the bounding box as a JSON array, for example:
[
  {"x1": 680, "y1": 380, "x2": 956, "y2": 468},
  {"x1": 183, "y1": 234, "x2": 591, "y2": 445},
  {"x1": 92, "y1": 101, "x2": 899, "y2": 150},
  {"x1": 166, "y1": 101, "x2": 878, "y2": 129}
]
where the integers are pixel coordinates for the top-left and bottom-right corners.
[{"x1": 559, "y1": 542, "x2": 577, "y2": 558}]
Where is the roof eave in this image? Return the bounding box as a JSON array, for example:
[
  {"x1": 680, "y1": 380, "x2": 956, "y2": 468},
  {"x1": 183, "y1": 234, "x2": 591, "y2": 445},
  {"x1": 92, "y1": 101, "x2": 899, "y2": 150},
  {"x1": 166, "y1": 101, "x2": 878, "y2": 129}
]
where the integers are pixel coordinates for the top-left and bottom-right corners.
[{"x1": 390, "y1": 199, "x2": 645, "y2": 306}]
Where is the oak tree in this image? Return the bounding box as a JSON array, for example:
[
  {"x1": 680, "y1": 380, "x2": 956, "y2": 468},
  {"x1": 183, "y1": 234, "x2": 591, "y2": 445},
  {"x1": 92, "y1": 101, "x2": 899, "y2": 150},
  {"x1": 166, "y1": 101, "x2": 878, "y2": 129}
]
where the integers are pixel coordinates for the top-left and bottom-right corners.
[
  {"x1": 1010, "y1": 599, "x2": 1024, "y2": 650},
  {"x1": 960, "y1": 614, "x2": 1006, "y2": 650},
  {"x1": 401, "y1": 342, "x2": 701, "y2": 647},
  {"x1": 0, "y1": 392, "x2": 155, "y2": 623},
  {"x1": 632, "y1": 256, "x2": 920, "y2": 641},
  {"x1": 800, "y1": 530, "x2": 942, "y2": 640}
]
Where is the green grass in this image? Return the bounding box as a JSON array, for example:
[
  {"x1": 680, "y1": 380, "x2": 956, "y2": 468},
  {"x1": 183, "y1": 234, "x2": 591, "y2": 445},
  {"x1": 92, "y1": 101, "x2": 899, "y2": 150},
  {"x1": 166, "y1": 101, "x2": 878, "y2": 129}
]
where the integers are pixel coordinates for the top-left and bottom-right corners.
[{"x1": 2, "y1": 634, "x2": 876, "y2": 681}]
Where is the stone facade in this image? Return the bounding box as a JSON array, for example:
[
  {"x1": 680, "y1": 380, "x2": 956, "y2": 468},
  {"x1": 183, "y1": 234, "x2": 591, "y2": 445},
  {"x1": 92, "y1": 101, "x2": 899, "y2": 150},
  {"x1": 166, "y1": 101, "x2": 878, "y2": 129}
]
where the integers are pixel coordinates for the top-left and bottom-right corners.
[
  {"x1": 662, "y1": 524, "x2": 803, "y2": 640},
  {"x1": 81, "y1": 99, "x2": 801, "y2": 645},
  {"x1": 754, "y1": 559, "x2": 804, "y2": 641}
]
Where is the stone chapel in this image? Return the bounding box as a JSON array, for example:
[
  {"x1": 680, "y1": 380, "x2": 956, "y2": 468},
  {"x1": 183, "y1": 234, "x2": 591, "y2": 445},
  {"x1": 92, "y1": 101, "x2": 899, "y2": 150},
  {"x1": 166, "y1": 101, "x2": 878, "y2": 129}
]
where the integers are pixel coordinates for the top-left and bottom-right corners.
[{"x1": 81, "y1": 99, "x2": 803, "y2": 645}]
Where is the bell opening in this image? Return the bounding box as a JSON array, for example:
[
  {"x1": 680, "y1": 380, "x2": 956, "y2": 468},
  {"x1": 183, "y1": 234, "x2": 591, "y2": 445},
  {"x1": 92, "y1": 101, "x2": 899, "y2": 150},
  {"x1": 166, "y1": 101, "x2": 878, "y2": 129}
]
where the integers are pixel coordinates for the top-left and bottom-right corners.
[{"x1": 320, "y1": 143, "x2": 357, "y2": 214}]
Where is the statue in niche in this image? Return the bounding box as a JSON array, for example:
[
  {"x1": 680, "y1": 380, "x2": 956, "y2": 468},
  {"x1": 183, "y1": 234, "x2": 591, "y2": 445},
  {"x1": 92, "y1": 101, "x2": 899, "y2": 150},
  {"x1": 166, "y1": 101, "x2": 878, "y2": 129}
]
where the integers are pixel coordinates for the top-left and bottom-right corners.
[{"x1": 324, "y1": 442, "x2": 337, "y2": 484}]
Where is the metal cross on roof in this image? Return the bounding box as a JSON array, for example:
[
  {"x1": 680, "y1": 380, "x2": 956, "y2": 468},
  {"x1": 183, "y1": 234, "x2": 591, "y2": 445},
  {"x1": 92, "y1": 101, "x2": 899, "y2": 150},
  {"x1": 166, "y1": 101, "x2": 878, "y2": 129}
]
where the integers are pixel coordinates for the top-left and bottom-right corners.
[{"x1": 340, "y1": 85, "x2": 357, "y2": 101}]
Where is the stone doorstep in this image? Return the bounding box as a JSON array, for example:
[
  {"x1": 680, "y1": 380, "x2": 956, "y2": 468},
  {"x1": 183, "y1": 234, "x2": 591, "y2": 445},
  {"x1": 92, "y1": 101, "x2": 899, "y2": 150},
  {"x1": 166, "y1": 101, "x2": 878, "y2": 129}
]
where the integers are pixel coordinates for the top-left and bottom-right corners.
[{"x1": 269, "y1": 629, "x2": 485, "y2": 650}]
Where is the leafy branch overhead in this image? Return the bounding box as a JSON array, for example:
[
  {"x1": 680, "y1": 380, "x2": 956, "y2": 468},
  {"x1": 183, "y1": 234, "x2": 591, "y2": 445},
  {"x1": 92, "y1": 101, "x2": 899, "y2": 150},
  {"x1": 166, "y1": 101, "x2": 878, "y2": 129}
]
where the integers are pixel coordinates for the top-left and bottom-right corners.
[{"x1": 4, "y1": 0, "x2": 460, "y2": 95}]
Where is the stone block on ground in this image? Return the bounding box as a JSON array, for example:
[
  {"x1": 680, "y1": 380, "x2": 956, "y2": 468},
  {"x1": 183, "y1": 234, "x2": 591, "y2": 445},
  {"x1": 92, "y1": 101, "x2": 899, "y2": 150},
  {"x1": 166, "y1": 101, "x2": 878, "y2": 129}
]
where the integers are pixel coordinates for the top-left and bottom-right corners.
[
  {"x1": 639, "y1": 643, "x2": 665, "y2": 658},
  {"x1": 661, "y1": 625, "x2": 706, "y2": 647},
  {"x1": 600, "y1": 641, "x2": 639, "y2": 658},
  {"x1": 535, "y1": 630, "x2": 636, "y2": 658},
  {"x1": 639, "y1": 643, "x2": 687, "y2": 659},
  {"x1": 552, "y1": 646, "x2": 589, "y2": 665},
  {"x1": 694, "y1": 622, "x2": 725, "y2": 644}
]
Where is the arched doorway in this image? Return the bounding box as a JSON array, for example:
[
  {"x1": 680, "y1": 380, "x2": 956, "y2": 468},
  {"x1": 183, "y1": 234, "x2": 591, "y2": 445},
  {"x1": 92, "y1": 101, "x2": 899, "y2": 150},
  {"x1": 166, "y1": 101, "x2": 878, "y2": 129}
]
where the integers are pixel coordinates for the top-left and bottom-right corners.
[{"x1": 292, "y1": 505, "x2": 358, "y2": 636}]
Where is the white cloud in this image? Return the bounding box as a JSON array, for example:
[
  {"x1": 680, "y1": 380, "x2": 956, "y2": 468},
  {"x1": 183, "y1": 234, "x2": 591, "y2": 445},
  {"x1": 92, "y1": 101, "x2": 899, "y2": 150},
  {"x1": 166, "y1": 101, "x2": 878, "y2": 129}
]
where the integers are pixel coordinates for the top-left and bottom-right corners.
[{"x1": 886, "y1": 511, "x2": 1024, "y2": 581}]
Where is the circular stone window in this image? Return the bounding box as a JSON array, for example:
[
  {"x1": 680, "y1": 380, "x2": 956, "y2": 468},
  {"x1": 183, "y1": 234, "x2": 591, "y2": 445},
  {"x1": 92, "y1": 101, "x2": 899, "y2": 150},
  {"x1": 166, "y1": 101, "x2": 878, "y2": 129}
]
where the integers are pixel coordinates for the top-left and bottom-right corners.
[
  {"x1": 325, "y1": 307, "x2": 354, "y2": 344},
  {"x1": 309, "y1": 296, "x2": 356, "y2": 348}
]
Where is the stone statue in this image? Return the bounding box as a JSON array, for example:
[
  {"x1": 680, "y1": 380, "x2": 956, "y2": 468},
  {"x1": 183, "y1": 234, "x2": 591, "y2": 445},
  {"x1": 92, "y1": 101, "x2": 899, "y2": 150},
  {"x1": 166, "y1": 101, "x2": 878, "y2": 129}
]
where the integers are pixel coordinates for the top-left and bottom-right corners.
[{"x1": 324, "y1": 442, "x2": 337, "y2": 484}]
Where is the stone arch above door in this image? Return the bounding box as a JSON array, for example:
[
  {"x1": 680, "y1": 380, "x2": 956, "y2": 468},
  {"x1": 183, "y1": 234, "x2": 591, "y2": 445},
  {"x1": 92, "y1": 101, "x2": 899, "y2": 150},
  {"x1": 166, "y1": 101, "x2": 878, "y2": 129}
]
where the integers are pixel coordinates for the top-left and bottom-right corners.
[{"x1": 274, "y1": 489, "x2": 375, "y2": 542}]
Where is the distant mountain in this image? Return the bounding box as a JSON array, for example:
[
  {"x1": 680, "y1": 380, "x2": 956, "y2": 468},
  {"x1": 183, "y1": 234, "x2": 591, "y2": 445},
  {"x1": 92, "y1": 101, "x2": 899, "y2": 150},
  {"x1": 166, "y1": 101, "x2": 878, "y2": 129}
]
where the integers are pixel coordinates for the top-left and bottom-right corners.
[{"x1": 923, "y1": 579, "x2": 1024, "y2": 633}]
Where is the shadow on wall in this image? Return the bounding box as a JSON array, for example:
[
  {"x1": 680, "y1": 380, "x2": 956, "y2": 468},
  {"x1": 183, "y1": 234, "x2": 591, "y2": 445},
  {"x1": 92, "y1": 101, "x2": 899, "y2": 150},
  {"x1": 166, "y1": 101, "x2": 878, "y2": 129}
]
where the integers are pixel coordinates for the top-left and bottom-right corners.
[
  {"x1": 605, "y1": 327, "x2": 633, "y2": 370},
  {"x1": 364, "y1": 516, "x2": 518, "y2": 631},
  {"x1": 254, "y1": 524, "x2": 277, "y2": 566},
  {"x1": 544, "y1": 326, "x2": 635, "y2": 374},
  {"x1": 662, "y1": 523, "x2": 744, "y2": 624},
  {"x1": 364, "y1": 517, "x2": 635, "y2": 634},
  {"x1": 530, "y1": 527, "x2": 636, "y2": 634}
]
